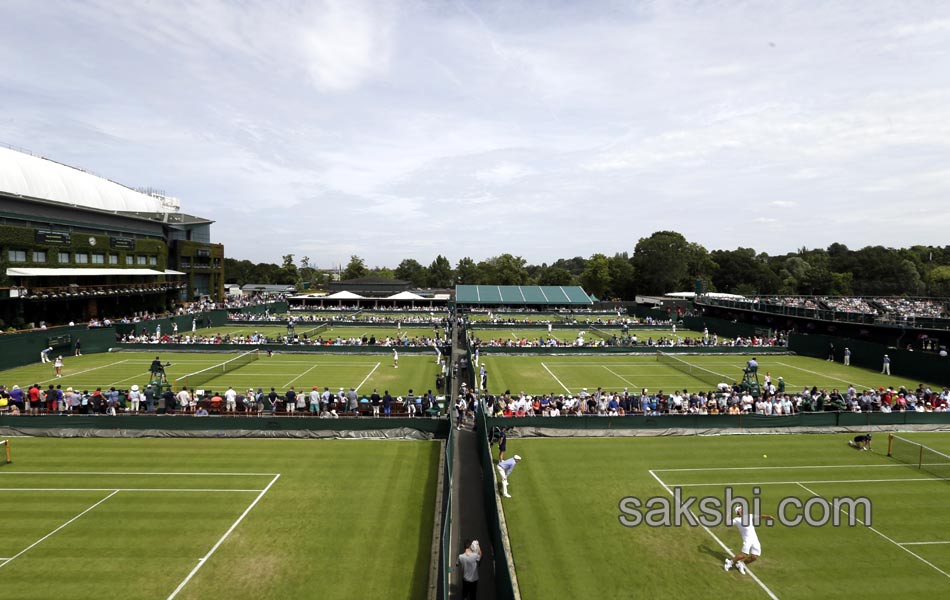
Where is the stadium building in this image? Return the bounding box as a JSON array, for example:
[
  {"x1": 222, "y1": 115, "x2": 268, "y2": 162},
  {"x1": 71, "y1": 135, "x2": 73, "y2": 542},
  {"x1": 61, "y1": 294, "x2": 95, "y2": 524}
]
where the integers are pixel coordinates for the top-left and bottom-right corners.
[{"x1": 0, "y1": 145, "x2": 224, "y2": 329}]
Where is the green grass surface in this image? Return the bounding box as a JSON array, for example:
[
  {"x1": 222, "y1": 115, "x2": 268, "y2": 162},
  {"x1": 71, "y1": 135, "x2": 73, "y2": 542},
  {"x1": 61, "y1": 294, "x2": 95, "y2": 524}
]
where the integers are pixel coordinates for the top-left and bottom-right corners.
[
  {"x1": 0, "y1": 352, "x2": 442, "y2": 396},
  {"x1": 500, "y1": 432, "x2": 950, "y2": 600},
  {"x1": 190, "y1": 323, "x2": 444, "y2": 341},
  {"x1": 0, "y1": 437, "x2": 439, "y2": 599},
  {"x1": 478, "y1": 354, "x2": 940, "y2": 395},
  {"x1": 470, "y1": 327, "x2": 681, "y2": 345}
]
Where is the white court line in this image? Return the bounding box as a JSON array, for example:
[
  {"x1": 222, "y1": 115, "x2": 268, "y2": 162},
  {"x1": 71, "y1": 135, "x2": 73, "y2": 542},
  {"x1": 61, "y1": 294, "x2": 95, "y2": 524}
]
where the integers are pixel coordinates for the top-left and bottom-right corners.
[
  {"x1": 355, "y1": 362, "x2": 381, "y2": 393},
  {"x1": 670, "y1": 477, "x2": 944, "y2": 487},
  {"x1": 0, "y1": 471, "x2": 279, "y2": 476},
  {"x1": 655, "y1": 464, "x2": 926, "y2": 473},
  {"x1": 796, "y1": 482, "x2": 950, "y2": 579},
  {"x1": 108, "y1": 371, "x2": 151, "y2": 386},
  {"x1": 37, "y1": 360, "x2": 129, "y2": 385},
  {"x1": 167, "y1": 473, "x2": 280, "y2": 599},
  {"x1": 774, "y1": 362, "x2": 875, "y2": 390},
  {"x1": 649, "y1": 470, "x2": 780, "y2": 600},
  {"x1": 541, "y1": 362, "x2": 571, "y2": 394},
  {"x1": 900, "y1": 541, "x2": 950, "y2": 546},
  {"x1": 0, "y1": 488, "x2": 263, "y2": 492},
  {"x1": 282, "y1": 364, "x2": 319, "y2": 389},
  {"x1": 603, "y1": 366, "x2": 637, "y2": 389},
  {"x1": 0, "y1": 489, "x2": 119, "y2": 569}
]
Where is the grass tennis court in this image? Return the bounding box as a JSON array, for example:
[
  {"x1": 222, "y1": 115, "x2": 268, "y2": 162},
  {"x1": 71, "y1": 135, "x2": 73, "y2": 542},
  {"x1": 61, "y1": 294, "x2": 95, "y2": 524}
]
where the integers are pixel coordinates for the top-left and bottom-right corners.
[
  {"x1": 0, "y1": 351, "x2": 443, "y2": 396},
  {"x1": 477, "y1": 354, "x2": 939, "y2": 396},
  {"x1": 500, "y1": 432, "x2": 950, "y2": 599},
  {"x1": 0, "y1": 437, "x2": 439, "y2": 600},
  {"x1": 469, "y1": 326, "x2": 680, "y2": 345},
  {"x1": 188, "y1": 323, "x2": 445, "y2": 342}
]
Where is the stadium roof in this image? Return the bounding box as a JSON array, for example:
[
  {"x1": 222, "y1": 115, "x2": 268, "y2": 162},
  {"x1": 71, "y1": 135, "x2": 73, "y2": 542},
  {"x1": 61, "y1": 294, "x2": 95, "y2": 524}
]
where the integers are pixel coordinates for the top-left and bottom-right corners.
[
  {"x1": 325, "y1": 291, "x2": 366, "y2": 299},
  {"x1": 455, "y1": 285, "x2": 594, "y2": 305},
  {"x1": 6, "y1": 268, "x2": 184, "y2": 277},
  {"x1": 0, "y1": 146, "x2": 178, "y2": 213}
]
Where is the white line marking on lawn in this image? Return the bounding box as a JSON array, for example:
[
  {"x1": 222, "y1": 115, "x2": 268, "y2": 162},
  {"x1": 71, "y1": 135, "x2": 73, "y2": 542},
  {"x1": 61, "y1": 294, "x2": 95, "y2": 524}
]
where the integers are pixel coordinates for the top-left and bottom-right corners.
[
  {"x1": 672, "y1": 478, "x2": 943, "y2": 487},
  {"x1": 541, "y1": 362, "x2": 571, "y2": 394},
  {"x1": 167, "y1": 474, "x2": 280, "y2": 599},
  {"x1": 796, "y1": 483, "x2": 950, "y2": 579},
  {"x1": 774, "y1": 362, "x2": 875, "y2": 390},
  {"x1": 38, "y1": 360, "x2": 129, "y2": 385},
  {"x1": 649, "y1": 470, "x2": 780, "y2": 600},
  {"x1": 0, "y1": 488, "x2": 263, "y2": 492},
  {"x1": 654, "y1": 464, "x2": 920, "y2": 473},
  {"x1": 108, "y1": 371, "x2": 151, "y2": 386},
  {"x1": 604, "y1": 366, "x2": 637, "y2": 389},
  {"x1": 282, "y1": 364, "x2": 319, "y2": 389},
  {"x1": 899, "y1": 541, "x2": 950, "y2": 546},
  {"x1": 355, "y1": 362, "x2": 381, "y2": 392},
  {"x1": 0, "y1": 489, "x2": 119, "y2": 569},
  {"x1": 0, "y1": 471, "x2": 279, "y2": 476}
]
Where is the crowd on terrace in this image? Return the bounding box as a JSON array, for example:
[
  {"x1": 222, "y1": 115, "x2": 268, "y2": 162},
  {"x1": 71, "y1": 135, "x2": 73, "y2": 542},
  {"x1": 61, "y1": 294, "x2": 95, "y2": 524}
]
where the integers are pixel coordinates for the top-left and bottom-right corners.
[
  {"x1": 479, "y1": 382, "x2": 950, "y2": 418},
  {"x1": 730, "y1": 296, "x2": 948, "y2": 319}
]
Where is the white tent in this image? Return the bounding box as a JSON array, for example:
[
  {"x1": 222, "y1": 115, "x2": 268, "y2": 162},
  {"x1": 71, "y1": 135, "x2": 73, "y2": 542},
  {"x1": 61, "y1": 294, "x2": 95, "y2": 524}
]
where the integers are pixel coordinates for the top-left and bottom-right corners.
[
  {"x1": 386, "y1": 291, "x2": 427, "y2": 300},
  {"x1": 324, "y1": 290, "x2": 366, "y2": 300}
]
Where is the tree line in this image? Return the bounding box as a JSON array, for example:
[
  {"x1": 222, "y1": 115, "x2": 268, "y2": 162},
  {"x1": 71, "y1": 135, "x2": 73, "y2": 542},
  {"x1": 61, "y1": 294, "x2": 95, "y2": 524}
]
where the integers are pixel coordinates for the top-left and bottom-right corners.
[{"x1": 224, "y1": 231, "x2": 950, "y2": 299}]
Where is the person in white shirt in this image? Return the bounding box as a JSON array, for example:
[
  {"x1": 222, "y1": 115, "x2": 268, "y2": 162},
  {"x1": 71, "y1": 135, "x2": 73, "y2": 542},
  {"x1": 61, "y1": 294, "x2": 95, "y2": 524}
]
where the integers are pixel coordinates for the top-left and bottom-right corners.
[
  {"x1": 224, "y1": 386, "x2": 237, "y2": 412},
  {"x1": 40, "y1": 347, "x2": 53, "y2": 363},
  {"x1": 724, "y1": 506, "x2": 775, "y2": 574},
  {"x1": 53, "y1": 355, "x2": 64, "y2": 378},
  {"x1": 129, "y1": 385, "x2": 142, "y2": 412},
  {"x1": 496, "y1": 455, "x2": 522, "y2": 498},
  {"x1": 393, "y1": 348, "x2": 399, "y2": 369},
  {"x1": 176, "y1": 388, "x2": 192, "y2": 414}
]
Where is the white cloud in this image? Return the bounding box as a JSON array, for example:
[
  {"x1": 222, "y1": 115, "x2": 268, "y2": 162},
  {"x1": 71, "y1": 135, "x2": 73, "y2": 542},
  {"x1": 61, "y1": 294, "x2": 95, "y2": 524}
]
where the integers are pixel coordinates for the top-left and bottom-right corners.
[{"x1": 1, "y1": 0, "x2": 949, "y2": 266}]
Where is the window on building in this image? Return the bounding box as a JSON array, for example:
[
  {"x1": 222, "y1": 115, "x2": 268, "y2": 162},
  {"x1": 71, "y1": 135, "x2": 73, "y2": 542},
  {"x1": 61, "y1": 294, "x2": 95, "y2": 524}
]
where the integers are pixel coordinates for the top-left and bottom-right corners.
[
  {"x1": 8, "y1": 249, "x2": 27, "y2": 262},
  {"x1": 75, "y1": 253, "x2": 89, "y2": 264},
  {"x1": 32, "y1": 250, "x2": 47, "y2": 263},
  {"x1": 136, "y1": 255, "x2": 146, "y2": 265},
  {"x1": 126, "y1": 255, "x2": 134, "y2": 265},
  {"x1": 109, "y1": 254, "x2": 118, "y2": 265},
  {"x1": 92, "y1": 253, "x2": 105, "y2": 265},
  {"x1": 148, "y1": 256, "x2": 157, "y2": 266},
  {"x1": 58, "y1": 251, "x2": 71, "y2": 263}
]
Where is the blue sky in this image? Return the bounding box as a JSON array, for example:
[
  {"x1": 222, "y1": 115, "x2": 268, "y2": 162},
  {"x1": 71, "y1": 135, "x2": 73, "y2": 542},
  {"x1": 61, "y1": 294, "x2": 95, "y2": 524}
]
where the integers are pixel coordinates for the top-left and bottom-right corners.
[{"x1": 2, "y1": 0, "x2": 949, "y2": 268}]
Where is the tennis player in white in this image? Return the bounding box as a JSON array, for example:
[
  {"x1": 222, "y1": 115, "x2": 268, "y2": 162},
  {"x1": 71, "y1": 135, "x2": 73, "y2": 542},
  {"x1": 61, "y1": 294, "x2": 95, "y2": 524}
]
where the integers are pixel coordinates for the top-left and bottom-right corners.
[
  {"x1": 724, "y1": 506, "x2": 775, "y2": 574},
  {"x1": 496, "y1": 455, "x2": 522, "y2": 498}
]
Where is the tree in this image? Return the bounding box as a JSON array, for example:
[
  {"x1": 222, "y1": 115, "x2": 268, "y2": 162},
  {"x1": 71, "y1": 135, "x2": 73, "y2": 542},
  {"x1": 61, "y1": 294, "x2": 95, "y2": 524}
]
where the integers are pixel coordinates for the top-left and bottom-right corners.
[
  {"x1": 631, "y1": 231, "x2": 697, "y2": 295},
  {"x1": 606, "y1": 253, "x2": 636, "y2": 299},
  {"x1": 927, "y1": 265, "x2": 950, "y2": 296},
  {"x1": 395, "y1": 259, "x2": 427, "y2": 287},
  {"x1": 537, "y1": 265, "x2": 575, "y2": 286},
  {"x1": 455, "y1": 257, "x2": 478, "y2": 284},
  {"x1": 341, "y1": 255, "x2": 368, "y2": 281},
  {"x1": 427, "y1": 255, "x2": 454, "y2": 288},
  {"x1": 580, "y1": 253, "x2": 611, "y2": 299}
]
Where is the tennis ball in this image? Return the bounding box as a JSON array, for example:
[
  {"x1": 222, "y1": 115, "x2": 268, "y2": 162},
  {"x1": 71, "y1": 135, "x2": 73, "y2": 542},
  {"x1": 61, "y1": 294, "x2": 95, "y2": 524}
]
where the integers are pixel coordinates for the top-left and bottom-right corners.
[{"x1": 763, "y1": 454, "x2": 768, "y2": 458}]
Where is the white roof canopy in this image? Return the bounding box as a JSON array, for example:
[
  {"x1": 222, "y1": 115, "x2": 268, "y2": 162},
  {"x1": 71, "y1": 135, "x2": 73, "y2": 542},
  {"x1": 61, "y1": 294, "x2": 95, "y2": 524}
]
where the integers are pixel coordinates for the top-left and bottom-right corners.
[
  {"x1": 386, "y1": 291, "x2": 426, "y2": 300},
  {"x1": 6, "y1": 268, "x2": 184, "y2": 277},
  {"x1": 324, "y1": 290, "x2": 366, "y2": 299},
  {"x1": 0, "y1": 146, "x2": 176, "y2": 212}
]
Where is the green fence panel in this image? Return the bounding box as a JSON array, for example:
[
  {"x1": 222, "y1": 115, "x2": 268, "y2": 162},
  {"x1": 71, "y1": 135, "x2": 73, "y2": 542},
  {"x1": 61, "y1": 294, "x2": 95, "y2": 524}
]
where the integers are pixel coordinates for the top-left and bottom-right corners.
[
  {"x1": 0, "y1": 325, "x2": 116, "y2": 370},
  {"x1": 789, "y1": 333, "x2": 950, "y2": 386}
]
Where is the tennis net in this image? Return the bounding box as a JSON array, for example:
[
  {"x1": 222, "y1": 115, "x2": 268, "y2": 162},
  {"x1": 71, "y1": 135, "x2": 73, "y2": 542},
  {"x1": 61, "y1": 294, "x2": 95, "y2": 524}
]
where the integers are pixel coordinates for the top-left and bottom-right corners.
[
  {"x1": 298, "y1": 323, "x2": 328, "y2": 338},
  {"x1": 887, "y1": 434, "x2": 950, "y2": 481},
  {"x1": 0, "y1": 439, "x2": 11, "y2": 464},
  {"x1": 656, "y1": 351, "x2": 734, "y2": 389},
  {"x1": 174, "y1": 350, "x2": 260, "y2": 390}
]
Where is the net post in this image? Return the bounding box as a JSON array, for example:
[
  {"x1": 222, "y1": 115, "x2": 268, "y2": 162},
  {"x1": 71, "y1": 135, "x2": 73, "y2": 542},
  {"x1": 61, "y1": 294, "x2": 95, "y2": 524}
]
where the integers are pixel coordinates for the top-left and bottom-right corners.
[
  {"x1": 3, "y1": 440, "x2": 10, "y2": 464},
  {"x1": 887, "y1": 433, "x2": 894, "y2": 457}
]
